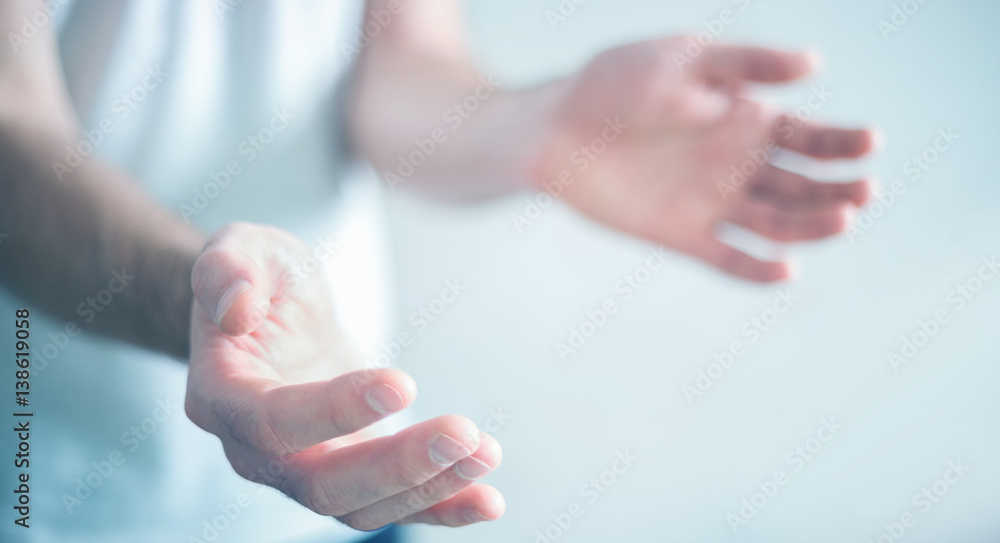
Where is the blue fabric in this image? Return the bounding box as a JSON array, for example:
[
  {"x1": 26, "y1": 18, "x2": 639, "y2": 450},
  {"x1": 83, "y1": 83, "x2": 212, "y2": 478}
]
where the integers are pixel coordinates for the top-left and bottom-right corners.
[{"x1": 361, "y1": 526, "x2": 403, "y2": 543}]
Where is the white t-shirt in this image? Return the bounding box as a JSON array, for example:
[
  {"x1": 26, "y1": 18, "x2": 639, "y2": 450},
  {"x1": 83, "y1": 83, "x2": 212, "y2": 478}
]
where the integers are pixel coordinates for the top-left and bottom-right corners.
[{"x1": 0, "y1": 1, "x2": 396, "y2": 542}]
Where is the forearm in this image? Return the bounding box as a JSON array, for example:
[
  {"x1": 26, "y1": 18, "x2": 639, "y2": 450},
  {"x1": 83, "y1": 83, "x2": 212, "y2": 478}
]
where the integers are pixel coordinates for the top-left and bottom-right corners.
[
  {"x1": 0, "y1": 0, "x2": 204, "y2": 359},
  {"x1": 348, "y1": 5, "x2": 567, "y2": 198},
  {"x1": 0, "y1": 121, "x2": 204, "y2": 358}
]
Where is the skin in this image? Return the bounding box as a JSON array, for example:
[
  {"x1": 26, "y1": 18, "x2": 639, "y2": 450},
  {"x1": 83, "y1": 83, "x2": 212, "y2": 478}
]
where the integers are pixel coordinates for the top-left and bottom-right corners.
[
  {"x1": 185, "y1": 223, "x2": 505, "y2": 528},
  {"x1": 0, "y1": 0, "x2": 876, "y2": 532},
  {"x1": 530, "y1": 39, "x2": 875, "y2": 282}
]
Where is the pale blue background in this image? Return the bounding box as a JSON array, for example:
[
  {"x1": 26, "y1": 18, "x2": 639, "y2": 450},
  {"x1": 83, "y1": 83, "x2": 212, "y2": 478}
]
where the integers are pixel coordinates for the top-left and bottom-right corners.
[{"x1": 389, "y1": 1, "x2": 1000, "y2": 542}]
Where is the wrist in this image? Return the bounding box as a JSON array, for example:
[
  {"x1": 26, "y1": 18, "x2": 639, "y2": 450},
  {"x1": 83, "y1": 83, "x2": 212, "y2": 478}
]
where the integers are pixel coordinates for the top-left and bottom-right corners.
[
  {"x1": 518, "y1": 78, "x2": 580, "y2": 194},
  {"x1": 137, "y1": 232, "x2": 203, "y2": 360}
]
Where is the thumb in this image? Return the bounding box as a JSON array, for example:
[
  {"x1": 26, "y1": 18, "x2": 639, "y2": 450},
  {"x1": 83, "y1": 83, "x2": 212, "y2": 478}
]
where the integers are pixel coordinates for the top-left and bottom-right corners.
[{"x1": 191, "y1": 239, "x2": 273, "y2": 337}]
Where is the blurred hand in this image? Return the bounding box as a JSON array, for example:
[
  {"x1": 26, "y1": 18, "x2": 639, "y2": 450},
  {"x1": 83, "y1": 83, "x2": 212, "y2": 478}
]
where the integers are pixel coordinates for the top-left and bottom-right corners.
[
  {"x1": 184, "y1": 223, "x2": 504, "y2": 530},
  {"x1": 531, "y1": 38, "x2": 876, "y2": 282}
]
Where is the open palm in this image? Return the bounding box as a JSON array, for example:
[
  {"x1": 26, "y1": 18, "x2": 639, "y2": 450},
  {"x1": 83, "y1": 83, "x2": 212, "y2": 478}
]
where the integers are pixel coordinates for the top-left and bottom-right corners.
[
  {"x1": 185, "y1": 223, "x2": 504, "y2": 530},
  {"x1": 534, "y1": 38, "x2": 876, "y2": 281}
]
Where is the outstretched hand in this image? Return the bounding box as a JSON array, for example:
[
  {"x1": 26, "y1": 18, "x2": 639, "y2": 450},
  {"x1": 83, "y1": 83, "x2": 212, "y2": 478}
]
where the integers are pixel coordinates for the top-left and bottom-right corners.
[
  {"x1": 531, "y1": 38, "x2": 877, "y2": 281},
  {"x1": 184, "y1": 223, "x2": 504, "y2": 530}
]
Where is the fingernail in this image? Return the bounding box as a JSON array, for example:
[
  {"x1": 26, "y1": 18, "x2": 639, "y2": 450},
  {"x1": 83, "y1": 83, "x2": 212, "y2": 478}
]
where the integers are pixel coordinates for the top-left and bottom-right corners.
[
  {"x1": 429, "y1": 435, "x2": 471, "y2": 466},
  {"x1": 464, "y1": 507, "x2": 489, "y2": 523},
  {"x1": 455, "y1": 457, "x2": 492, "y2": 480},
  {"x1": 216, "y1": 280, "x2": 252, "y2": 323},
  {"x1": 366, "y1": 383, "x2": 404, "y2": 414}
]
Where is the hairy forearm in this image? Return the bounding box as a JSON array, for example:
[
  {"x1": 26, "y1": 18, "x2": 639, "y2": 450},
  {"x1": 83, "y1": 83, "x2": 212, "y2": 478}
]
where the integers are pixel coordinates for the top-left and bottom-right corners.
[
  {"x1": 349, "y1": 30, "x2": 568, "y2": 199},
  {"x1": 0, "y1": 121, "x2": 204, "y2": 358},
  {"x1": 0, "y1": 0, "x2": 204, "y2": 359}
]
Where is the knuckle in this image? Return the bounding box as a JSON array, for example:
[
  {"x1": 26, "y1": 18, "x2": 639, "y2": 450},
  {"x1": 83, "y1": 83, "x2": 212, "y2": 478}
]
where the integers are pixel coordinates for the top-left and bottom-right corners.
[
  {"x1": 251, "y1": 414, "x2": 294, "y2": 456},
  {"x1": 305, "y1": 477, "x2": 351, "y2": 517},
  {"x1": 325, "y1": 395, "x2": 355, "y2": 437},
  {"x1": 396, "y1": 485, "x2": 434, "y2": 516},
  {"x1": 217, "y1": 398, "x2": 292, "y2": 455},
  {"x1": 386, "y1": 449, "x2": 430, "y2": 490}
]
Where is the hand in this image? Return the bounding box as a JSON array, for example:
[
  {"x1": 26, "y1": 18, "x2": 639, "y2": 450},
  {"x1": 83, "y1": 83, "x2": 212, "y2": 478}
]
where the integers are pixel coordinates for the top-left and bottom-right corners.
[
  {"x1": 184, "y1": 223, "x2": 504, "y2": 530},
  {"x1": 530, "y1": 38, "x2": 877, "y2": 282}
]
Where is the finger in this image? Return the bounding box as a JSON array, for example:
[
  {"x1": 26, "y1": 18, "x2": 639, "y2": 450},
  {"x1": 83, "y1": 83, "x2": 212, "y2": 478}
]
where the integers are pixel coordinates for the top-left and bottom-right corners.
[
  {"x1": 216, "y1": 369, "x2": 417, "y2": 456},
  {"x1": 286, "y1": 415, "x2": 482, "y2": 517},
  {"x1": 776, "y1": 120, "x2": 878, "y2": 159},
  {"x1": 750, "y1": 165, "x2": 873, "y2": 208},
  {"x1": 191, "y1": 246, "x2": 270, "y2": 336},
  {"x1": 397, "y1": 485, "x2": 507, "y2": 528},
  {"x1": 191, "y1": 222, "x2": 306, "y2": 336},
  {"x1": 337, "y1": 433, "x2": 502, "y2": 531},
  {"x1": 694, "y1": 45, "x2": 818, "y2": 85},
  {"x1": 682, "y1": 237, "x2": 791, "y2": 283},
  {"x1": 191, "y1": 223, "x2": 316, "y2": 336},
  {"x1": 727, "y1": 198, "x2": 852, "y2": 242}
]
